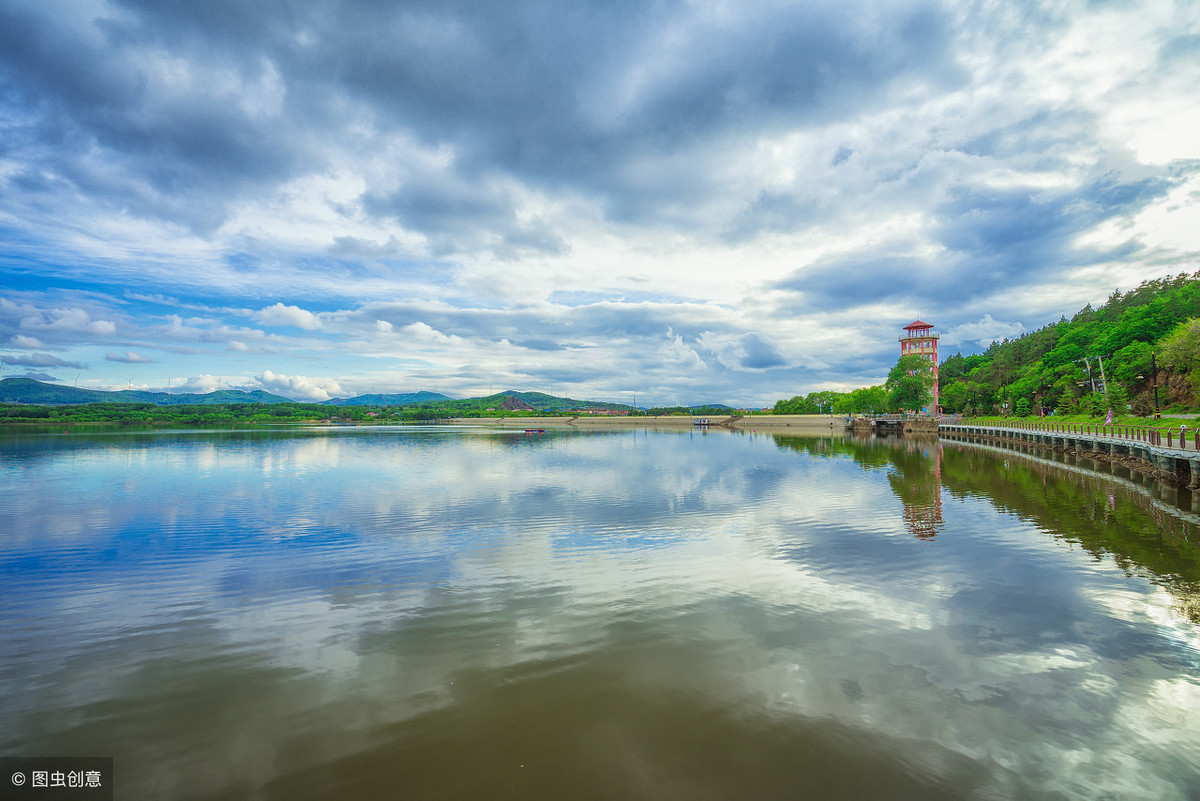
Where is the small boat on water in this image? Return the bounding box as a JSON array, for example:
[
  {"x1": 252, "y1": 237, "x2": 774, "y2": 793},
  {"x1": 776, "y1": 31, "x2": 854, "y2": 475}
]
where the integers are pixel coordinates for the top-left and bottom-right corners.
[{"x1": 524, "y1": 428, "x2": 546, "y2": 434}]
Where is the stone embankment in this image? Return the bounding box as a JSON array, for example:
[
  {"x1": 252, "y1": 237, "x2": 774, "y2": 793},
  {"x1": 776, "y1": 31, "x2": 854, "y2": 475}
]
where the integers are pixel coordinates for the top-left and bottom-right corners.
[
  {"x1": 902, "y1": 419, "x2": 938, "y2": 434},
  {"x1": 845, "y1": 416, "x2": 938, "y2": 435},
  {"x1": 444, "y1": 414, "x2": 841, "y2": 431},
  {"x1": 723, "y1": 414, "x2": 841, "y2": 431}
]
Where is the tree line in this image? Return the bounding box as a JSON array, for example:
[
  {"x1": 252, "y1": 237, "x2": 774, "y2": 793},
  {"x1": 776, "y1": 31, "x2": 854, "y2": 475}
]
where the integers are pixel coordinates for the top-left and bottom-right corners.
[{"x1": 774, "y1": 357, "x2": 933, "y2": 415}]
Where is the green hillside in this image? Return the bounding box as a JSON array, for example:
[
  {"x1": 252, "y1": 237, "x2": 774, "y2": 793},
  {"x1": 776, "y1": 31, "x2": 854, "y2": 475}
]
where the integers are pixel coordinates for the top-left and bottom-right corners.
[
  {"x1": 937, "y1": 273, "x2": 1200, "y2": 415},
  {"x1": 0, "y1": 380, "x2": 646, "y2": 424},
  {"x1": 400, "y1": 390, "x2": 638, "y2": 417},
  {"x1": 0, "y1": 378, "x2": 293, "y2": 405},
  {"x1": 774, "y1": 272, "x2": 1200, "y2": 417},
  {"x1": 321, "y1": 391, "x2": 452, "y2": 407},
  {"x1": 0, "y1": 379, "x2": 641, "y2": 413},
  {"x1": 496, "y1": 390, "x2": 633, "y2": 411}
]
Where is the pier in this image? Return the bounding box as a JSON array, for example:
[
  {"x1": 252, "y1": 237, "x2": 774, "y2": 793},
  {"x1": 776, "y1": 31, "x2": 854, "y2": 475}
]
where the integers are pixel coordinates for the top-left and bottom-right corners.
[{"x1": 940, "y1": 421, "x2": 1200, "y2": 487}]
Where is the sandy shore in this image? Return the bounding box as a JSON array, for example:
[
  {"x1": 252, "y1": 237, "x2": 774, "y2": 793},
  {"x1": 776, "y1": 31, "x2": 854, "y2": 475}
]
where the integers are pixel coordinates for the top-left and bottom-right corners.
[{"x1": 445, "y1": 414, "x2": 843, "y2": 431}]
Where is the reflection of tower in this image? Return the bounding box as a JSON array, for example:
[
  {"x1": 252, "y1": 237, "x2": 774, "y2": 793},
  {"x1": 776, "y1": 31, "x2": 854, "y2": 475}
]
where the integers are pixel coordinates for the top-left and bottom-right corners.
[
  {"x1": 898, "y1": 440, "x2": 944, "y2": 541},
  {"x1": 899, "y1": 320, "x2": 939, "y2": 413}
]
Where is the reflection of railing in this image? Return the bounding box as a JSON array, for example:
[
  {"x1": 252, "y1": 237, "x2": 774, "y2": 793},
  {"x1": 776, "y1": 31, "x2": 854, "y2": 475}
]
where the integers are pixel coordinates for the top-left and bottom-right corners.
[{"x1": 956, "y1": 420, "x2": 1197, "y2": 451}]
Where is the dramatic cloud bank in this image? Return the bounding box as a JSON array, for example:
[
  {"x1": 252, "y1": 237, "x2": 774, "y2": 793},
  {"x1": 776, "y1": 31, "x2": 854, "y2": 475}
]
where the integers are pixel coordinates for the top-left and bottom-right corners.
[{"x1": 1, "y1": 0, "x2": 1197, "y2": 403}]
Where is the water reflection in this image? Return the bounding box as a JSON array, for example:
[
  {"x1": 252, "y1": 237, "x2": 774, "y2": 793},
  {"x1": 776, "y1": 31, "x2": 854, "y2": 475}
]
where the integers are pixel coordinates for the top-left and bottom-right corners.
[
  {"x1": 887, "y1": 437, "x2": 944, "y2": 541},
  {"x1": 774, "y1": 431, "x2": 1200, "y2": 626},
  {"x1": 937, "y1": 438, "x2": 1200, "y2": 627},
  {"x1": 2, "y1": 427, "x2": 1200, "y2": 799}
]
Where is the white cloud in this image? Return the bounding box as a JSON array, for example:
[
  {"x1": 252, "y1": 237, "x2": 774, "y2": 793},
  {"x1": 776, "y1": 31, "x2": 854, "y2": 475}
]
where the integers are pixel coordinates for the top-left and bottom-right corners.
[
  {"x1": 0, "y1": 0, "x2": 1196, "y2": 404},
  {"x1": 254, "y1": 303, "x2": 322, "y2": 331},
  {"x1": 18, "y1": 307, "x2": 116, "y2": 337},
  {"x1": 401, "y1": 322, "x2": 459, "y2": 345},
  {"x1": 698, "y1": 331, "x2": 790, "y2": 372},
  {"x1": 173, "y1": 375, "x2": 221, "y2": 393},
  {"x1": 657, "y1": 328, "x2": 705, "y2": 369},
  {"x1": 253, "y1": 369, "x2": 343, "y2": 402},
  {"x1": 105, "y1": 351, "x2": 153, "y2": 363},
  {"x1": 1, "y1": 352, "x2": 84, "y2": 369},
  {"x1": 943, "y1": 314, "x2": 1026, "y2": 349}
]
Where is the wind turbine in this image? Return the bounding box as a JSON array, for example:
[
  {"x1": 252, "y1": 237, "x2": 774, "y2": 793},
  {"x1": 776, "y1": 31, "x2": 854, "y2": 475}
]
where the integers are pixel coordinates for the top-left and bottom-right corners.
[
  {"x1": 74, "y1": 373, "x2": 80, "y2": 387},
  {"x1": 126, "y1": 377, "x2": 134, "y2": 390}
]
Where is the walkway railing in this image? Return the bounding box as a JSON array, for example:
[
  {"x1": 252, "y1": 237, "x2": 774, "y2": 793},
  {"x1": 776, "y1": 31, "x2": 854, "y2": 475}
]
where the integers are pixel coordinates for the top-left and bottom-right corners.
[{"x1": 958, "y1": 420, "x2": 1195, "y2": 451}]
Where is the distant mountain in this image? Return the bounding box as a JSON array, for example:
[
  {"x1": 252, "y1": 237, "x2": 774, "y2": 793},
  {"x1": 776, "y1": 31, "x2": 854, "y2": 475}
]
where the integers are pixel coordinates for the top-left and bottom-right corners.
[
  {"x1": 321, "y1": 391, "x2": 452, "y2": 407},
  {"x1": 0, "y1": 378, "x2": 293, "y2": 405},
  {"x1": 485, "y1": 390, "x2": 635, "y2": 411},
  {"x1": 0, "y1": 378, "x2": 682, "y2": 412}
]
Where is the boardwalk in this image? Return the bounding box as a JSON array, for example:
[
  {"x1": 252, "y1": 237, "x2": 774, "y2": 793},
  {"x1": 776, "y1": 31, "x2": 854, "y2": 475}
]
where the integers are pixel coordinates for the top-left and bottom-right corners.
[
  {"x1": 940, "y1": 421, "x2": 1200, "y2": 488},
  {"x1": 946, "y1": 420, "x2": 1197, "y2": 449}
]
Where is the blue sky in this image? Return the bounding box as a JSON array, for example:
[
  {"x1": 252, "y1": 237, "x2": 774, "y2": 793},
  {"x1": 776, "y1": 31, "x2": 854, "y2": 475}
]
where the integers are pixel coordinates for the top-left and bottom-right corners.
[{"x1": 1, "y1": 0, "x2": 1197, "y2": 405}]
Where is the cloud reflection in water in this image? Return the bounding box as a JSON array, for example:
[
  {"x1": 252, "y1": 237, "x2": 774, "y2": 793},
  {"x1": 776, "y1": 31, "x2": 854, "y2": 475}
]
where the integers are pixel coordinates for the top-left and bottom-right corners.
[{"x1": 1, "y1": 427, "x2": 1199, "y2": 799}]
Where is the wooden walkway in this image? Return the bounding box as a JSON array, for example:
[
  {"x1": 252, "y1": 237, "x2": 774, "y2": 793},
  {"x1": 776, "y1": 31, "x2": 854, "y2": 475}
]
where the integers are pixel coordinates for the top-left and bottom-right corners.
[
  {"x1": 946, "y1": 420, "x2": 1196, "y2": 450},
  {"x1": 940, "y1": 422, "x2": 1200, "y2": 487}
]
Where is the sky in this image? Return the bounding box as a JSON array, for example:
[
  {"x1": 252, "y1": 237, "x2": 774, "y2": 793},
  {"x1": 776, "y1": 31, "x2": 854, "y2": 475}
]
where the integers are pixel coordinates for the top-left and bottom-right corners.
[{"x1": 1, "y1": 0, "x2": 1198, "y2": 406}]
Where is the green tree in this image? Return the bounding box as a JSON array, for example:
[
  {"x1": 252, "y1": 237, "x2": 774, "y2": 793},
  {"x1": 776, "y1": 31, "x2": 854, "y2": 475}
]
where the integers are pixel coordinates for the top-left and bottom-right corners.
[
  {"x1": 939, "y1": 381, "x2": 968, "y2": 413},
  {"x1": 773, "y1": 395, "x2": 816, "y2": 414},
  {"x1": 805, "y1": 390, "x2": 843, "y2": 413},
  {"x1": 832, "y1": 386, "x2": 888, "y2": 414},
  {"x1": 886, "y1": 355, "x2": 934, "y2": 413},
  {"x1": 1161, "y1": 318, "x2": 1200, "y2": 402},
  {"x1": 1105, "y1": 382, "x2": 1129, "y2": 416}
]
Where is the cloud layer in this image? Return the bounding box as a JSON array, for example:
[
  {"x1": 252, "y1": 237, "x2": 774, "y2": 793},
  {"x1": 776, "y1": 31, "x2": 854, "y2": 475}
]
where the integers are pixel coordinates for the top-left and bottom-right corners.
[{"x1": 1, "y1": 0, "x2": 1197, "y2": 403}]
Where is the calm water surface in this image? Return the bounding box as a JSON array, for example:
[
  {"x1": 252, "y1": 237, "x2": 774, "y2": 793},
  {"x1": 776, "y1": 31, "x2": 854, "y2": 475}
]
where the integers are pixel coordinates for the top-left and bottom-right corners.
[{"x1": 2, "y1": 426, "x2": 1199, "y2": 799}]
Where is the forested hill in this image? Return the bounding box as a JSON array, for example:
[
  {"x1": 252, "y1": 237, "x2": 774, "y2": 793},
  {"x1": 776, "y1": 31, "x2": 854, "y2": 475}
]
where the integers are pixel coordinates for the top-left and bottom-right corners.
[
  {"x1": 938, "y1": 273, "x2": 1200, "y2": 415},
  {"x1": 0, "y1": 378, "x2": 293, "y2": 406},
  {"x1": 321, "y1": 391, "x2": 451, "y2": 406}
]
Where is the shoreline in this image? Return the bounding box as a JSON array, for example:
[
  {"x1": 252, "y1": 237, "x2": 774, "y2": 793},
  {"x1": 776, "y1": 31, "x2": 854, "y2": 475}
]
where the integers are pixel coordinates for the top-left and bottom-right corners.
[
  {"x1": 0, "y1": 414, "x2": 846, "y2": 434},
  {"x1": 444, "y1": 414, "x2": 842, "y2": 431}
]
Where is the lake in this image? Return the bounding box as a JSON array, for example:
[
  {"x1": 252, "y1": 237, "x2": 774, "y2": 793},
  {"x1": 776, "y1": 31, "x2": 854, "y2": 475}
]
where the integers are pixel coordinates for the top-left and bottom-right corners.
[{"x1": 2, "y1": 426, "x2": 1199, "y2": 799}]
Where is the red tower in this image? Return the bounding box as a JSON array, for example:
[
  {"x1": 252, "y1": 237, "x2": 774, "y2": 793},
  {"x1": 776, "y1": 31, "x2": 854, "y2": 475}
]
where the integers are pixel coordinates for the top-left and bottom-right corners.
[{"x1": 899, "y1": 320, "x2": 939, "y2": 414}]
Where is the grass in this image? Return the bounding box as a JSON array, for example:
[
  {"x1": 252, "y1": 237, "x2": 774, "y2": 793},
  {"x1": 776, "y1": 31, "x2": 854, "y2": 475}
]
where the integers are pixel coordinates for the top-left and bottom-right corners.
[{"x1": 961, "y1": 414, "x2": 1186, "y2": 429}]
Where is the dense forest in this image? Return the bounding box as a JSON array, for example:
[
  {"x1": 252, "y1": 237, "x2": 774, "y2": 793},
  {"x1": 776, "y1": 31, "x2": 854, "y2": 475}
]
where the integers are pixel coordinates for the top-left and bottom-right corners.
[{"x1": 776, "y1": 272, "x2": 1200, "y2": 417}]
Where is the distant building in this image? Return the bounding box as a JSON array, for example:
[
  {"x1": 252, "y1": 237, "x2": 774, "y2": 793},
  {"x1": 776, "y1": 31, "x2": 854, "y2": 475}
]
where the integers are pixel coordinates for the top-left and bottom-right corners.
[{"x1": 900, "y1": 320, "x2": 939, "y2": 413}]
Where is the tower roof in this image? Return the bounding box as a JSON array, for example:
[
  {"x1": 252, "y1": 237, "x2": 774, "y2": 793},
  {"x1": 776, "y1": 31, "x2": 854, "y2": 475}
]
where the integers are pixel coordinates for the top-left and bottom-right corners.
[{"x1": 903, "y1": 320, "x2": 933, "y2": 330}]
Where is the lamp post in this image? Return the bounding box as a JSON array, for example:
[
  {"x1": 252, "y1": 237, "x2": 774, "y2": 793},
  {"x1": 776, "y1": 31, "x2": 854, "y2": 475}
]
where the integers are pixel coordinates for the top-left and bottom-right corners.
[
  {"x1": 1151, "y1": 351, "x2": 1160, "y2": 417},
  {"x1": 1077, "y1": 358, "x2": 1096, "y2": 393},
  {"x1": 1138, "y1": 351, "x2": 1162, "y2": 418}
]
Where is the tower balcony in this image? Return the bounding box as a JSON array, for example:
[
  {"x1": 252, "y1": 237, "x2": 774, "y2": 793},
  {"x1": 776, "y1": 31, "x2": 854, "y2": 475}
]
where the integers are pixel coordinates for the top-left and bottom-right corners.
[{"x1": 898, "y1": 331, "x2": 939, "y2": 342}]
